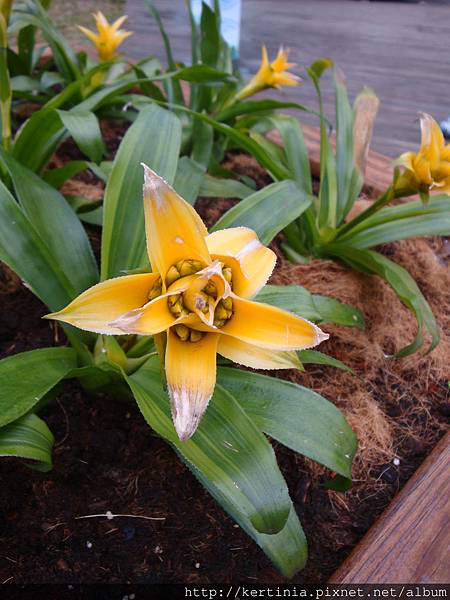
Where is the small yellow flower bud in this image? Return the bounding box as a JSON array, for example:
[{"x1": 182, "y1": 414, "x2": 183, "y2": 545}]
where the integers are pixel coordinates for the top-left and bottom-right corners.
[
  {"x1": 189, "y1": 329, "x2": 204, "y2": 343},
  {"x1": 174, "y1": 324, "x2": 190, "y2": 342},
  {"x1": 222, "y1": 266, "x2": 233, "y2": 284},
  {"x1": 166, "y1": 265, "x2": 181, "y2": 286}
]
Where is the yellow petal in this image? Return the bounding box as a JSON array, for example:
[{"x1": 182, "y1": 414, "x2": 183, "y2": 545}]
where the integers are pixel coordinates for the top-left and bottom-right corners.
[
  {"x1": 94, "y1": 11, "x2": 109, "y2": 35},
  {"x1": 166, "y1": 329, "x2": 219, "y2": 440},
  {"x1": 260, "y1": 45, "x2": 270, "y2": 69},
  {"x1": 142, "y1": 164, "x2": 211, "y2": 284},
  {"x1": 111, "y1": 14, "x2": 128, "y2": 32},
  {"x1": 109, "y1": 294, "x2": 178, "y2": 335},
  {"x1": 77, "y1": 25, "x2": 99, "y2": 46},
  {"x1": 218, "y1": 335, "x2": 302, "y2": 370},
  {"x1": 420, "y1": 113, "x2": 444, "y2": 166},
  {"x1": 45, "y1": 273, "x2": 159, "y2": 335},
  {"x1": 206, "y1": 227, "x2": 276, "y2": 298},
  {"x1": 222, "y1": 296, "x2": 328, "y2": 350}
]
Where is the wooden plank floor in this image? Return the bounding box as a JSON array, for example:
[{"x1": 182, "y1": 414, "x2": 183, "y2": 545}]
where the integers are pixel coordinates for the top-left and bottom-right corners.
[
  {"x1": 123, "y1": 0, "x2": 450, "y2": 158},
  {"x1": 330, "y1": 431, "x2": 450, "y2": 583}
]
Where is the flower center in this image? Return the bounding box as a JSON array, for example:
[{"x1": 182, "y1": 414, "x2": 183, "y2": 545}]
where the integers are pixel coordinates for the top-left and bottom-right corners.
[{"x1": 163, "y1": 261, "x2": 234, "y2": 342}]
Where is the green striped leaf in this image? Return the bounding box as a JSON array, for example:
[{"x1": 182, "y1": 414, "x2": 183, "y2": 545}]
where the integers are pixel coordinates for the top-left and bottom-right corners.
[
  {"x1": 199, "y1": 174, "x2": 254, "y2": 199},
  {"x1": 57, "y1": 110, "x2": 105, "y2": 163},
  {"x1": 255, "y1": 284, "x2": 364, "y2": 329},
  {"x1": 212, "y1": 180, "x2": 312, "y2": 245},
  {"x1": 0, "y1": 149, "x2": 98, "y2": 304},
  {"x1": 0, "y1": 413, "x2": 54, "y2": 472},
  {"x1": 101, "y1": 104, "x2": 181, "y2": 279},
  {"x1": 173, "y1": 156, "x2": 205, "y2": 205},
  {"x1": 217, "y1": 367, "x2": 356, "y2": 480},
  {"x1": 126, "y1": 357, "x2": 291, "y2": 535},
  {"x1": 0, "y1": 348, "x2": 76, "y2": 428}
]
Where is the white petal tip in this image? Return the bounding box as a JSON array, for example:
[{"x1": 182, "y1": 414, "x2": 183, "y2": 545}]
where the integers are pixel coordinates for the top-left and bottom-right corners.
[
  {"x1": 141, "y1": 163, "x2": 170, "y2": 193},
  {"x1": 169, "y1": 386, "x2": 213, "y2": 442},
  {"x1": 315, "y1": 327, "x2": 330, "y2": 345}
]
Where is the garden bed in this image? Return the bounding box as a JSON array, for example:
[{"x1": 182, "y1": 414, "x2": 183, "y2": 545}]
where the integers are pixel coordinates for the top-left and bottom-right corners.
[{"x1": 0, "y1": 123, "x2": 449, "y2": 583}]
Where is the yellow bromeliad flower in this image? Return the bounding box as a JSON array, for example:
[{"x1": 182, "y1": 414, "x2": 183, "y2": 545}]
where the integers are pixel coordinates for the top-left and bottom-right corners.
[
  {"x1": 396, "y1": 113, "x2": 450, "y2": 198},
  {"x1": 236, "y1": 46, "x2": 300, "y2": 101},
  {"x1": 46, "y1": 165, "x2": 328, "y2": 440},
  {"x1": 78, "y1": 11, "x2": 132, "y2": 62}
]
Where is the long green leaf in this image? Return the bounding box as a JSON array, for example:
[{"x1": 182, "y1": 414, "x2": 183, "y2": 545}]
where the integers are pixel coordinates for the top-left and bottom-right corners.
[
  {"x1": 0, "y1": 413, "x2": 54, "y2": 472},
  {"x1": 126, "y1": 357, "x2": 291, "y2": 535},
  {"x1": 217, "y1": 368, "x2": 356, "y2": 479},
  {"x1": 298, "y1": 349, "x2": 354, "y2": 374},
  {"x1": 173, "y1": 156, "x2": 205, "y2": 205},
  {"x1": 57, "y1": 110, "x2": 105, "y2": 163},
  {"x1": 0, "y1": 149, "x2": 98, "y2": 303},
  {"x1": 0, "y1": 179, "x2": 73, "y2": 310},
  {"x1": 255, "y1": 284, "x2": 364, "y2": 329},
  {"x1": 199, "y1": 174, "x2": 254, "y2": 199},
  {"x1": 326, "y1": 245, "x2": 439, "y2": 355},
  {"x1": 341, "y1": 213, "x2": 450, "y2": 249},
  {"x1": 101, "y1": 104, "x2": 181, "y2": 279},
  {"x1": 217, "y1": 100, "x2": 311, "y2": 123},
  {"x1": 212, "y1": 180, "x2": 312, "y2": 245},
  {"x1": 0, "y1": 347, "x2": 76, "y2": 428}
]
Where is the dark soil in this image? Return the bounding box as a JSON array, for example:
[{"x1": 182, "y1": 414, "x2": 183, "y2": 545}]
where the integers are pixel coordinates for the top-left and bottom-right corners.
[{"x1": 0, "y1": 149, "x2": 449, "y2": 584}]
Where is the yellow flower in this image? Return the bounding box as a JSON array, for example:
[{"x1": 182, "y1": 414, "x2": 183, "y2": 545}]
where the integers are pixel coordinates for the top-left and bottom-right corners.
[
  {"x1": 46, "y1": 165, "x2": 327, "y2": 440},
  {"x1": 396, "y1": 113, "x2": 450, "y2": 198},
  {"x1": 237, "y1": 46, "x2": 300, "y2": 100},
  {"x1": 78, "y1": 11, "x2": 132, "y2": 62}
]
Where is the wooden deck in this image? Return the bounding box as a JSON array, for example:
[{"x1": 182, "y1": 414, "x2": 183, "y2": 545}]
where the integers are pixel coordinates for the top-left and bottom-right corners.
[
  {"x1": 330, "y1": 431, "x2": 450, "y2": 583},
  {"x1": 123, "y1": 0, "x2": 450, "y2": 158}
]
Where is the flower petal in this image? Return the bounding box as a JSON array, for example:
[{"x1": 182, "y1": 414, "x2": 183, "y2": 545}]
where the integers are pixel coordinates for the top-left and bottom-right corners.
[
  {"x1": 206, "y1": 227, "x2": 276, "y2": 298},
  {"x1": 222, "y1": 296, "x2": 328, "y2": 350},
  {"x1": 110, "y1": 294, "x2": 178, "y2": 336},
  {"x1": 142, "y1": 164, "x2": 211, "y2": 284},
  {"x1": 45, "y1": 273, "x2": 159, "y2": 335},
  {"x1": 166, "y1": 330, "x2": 219, "y2": 441},
  {"x1": 218, "y1": 335, "x2": 302, "y2": 370},
  {"x1": 77, "y1": 25, "x2": 99, "y2": 46}
]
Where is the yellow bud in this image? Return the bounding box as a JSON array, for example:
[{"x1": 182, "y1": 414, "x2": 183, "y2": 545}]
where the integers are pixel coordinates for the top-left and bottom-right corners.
[
  {"x1": 222, "y1": 267, "x2": 233, "y2": 283},
  {"x1": 166, "y1": 265, "x2": 181, "y2": 286},
  {"x1": 222, "y1": 297, "x2": 233, "y2": 311},
  {"x1": 189, "y1": 329, "x2": 203, "y2": 343},
  {"x1": 174, "y1": 324, "x2": 190, "y2": 342}
]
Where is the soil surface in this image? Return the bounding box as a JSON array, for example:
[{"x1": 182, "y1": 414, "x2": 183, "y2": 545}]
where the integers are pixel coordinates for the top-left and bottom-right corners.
[{"x1": 0, "y1": 149, "x2": 449, "y2": 584}]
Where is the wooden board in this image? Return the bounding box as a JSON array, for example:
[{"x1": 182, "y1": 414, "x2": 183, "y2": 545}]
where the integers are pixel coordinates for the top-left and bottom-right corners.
[{"x1": 330, "y1": 431, "x2": 450, "y2": 584}]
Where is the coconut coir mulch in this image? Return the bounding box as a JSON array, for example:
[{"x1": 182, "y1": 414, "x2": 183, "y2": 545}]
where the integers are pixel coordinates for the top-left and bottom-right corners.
[{"x1": 0, "y1": 150, "x2": 449, "y2": 585}]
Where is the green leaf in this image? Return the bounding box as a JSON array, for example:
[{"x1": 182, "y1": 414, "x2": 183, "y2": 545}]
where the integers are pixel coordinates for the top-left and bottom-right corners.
[
  {"x1": 212, "y1": 180, "x2": 312, "y2": 245},
  {"x1": 200, "y1": 2, "x2": 220, "y2": 68},
  {"x1": 0, "y1": 347, "x2": 76, "y2": 428},
  {"x1": 312, "y1": 294, "x2": 365, "y2": 329},
  {"x1": 44, "y1": 160, "x2": 89, "y2": 188},
  {"x1": 57, "y1": 110, "x2": 105, "y2": 163},
  {"x1": 259, "y1": 114, "x2": 312, "y2": 194},
  {"x1": 217, "y1": 368, "x2": 356, "y2": 480},
  {"x1": 216, "y1": 100, "x2": 311, "y2": 123},
  {"x1": 126, "y1": 357, "x2": 291, "y2": 535},
  {"x1": 174, "y1": 64, "x2": 235, "y2": 83},
  {"x1": 101, "y1": 104, "x2": 181, "y2": 279},
  {"x1": 326, "y1": 245, "x2": 439, "y2": 356},
  {"x1": 0, "y1": 149, "x2": 98, "y2": 304},
  {"x1": 298, "y1": 349, "x2": 354, "y2": 374},
  {"x1": 12, "y1": 108, "x2": 66, "y2": 173},
  {"x1": 255, "y1": 284, "x2": 364, "y2": 329},
  {"x1": 199, "y1": 174, "x2": 254, "y2": 199},
  {"x1": 0, "y1": 179, "x2": 72, "y2": 310},
  {"x1": 0, "y1": 413, "x2": 54, "y2": 472},
  {"x1": 339, "y1": 195, "x2": 450, "y2": 237},
  {"x1": 173, "y1": 156, "x2": 205, "y2": 205},
  {"x1": 340, "y1": 213, "x2": 450, "y2": 249}
]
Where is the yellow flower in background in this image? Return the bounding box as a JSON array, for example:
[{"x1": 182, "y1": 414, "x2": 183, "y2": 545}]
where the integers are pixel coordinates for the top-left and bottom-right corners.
[
  {"x1": 237, "y1": 46, "x2": 300, "y2": 100},
  {"x1": 78, "y1": 11, "x2": 132, "y2": 62},
  {"x1": 396, "y1": 113, "x2": 450, "y2": 199},
  {"x1": 46, "y1": 166, "x2": 327, "y2": 441}
]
